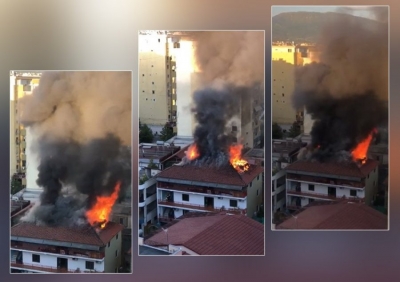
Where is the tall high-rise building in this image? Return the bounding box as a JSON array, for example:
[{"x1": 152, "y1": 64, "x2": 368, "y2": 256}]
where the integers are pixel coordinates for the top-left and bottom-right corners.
[
  {"x1": 138, "y1": 31, "x2": 177, "y2": 134},
  {"x1": 10, "y1": 72, "x2": 41, "y2": 190}
]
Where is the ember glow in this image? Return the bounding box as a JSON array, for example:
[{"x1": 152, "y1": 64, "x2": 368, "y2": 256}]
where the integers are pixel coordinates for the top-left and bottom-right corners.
[
  {"x1": 186, "y1": 144, "x2": 200, "y2": 161},
  {"x1": 86, "y1": 181, "x2": 121, "y2": 229},
  {"x1": 229, "y1": 144, "x2": 249, "y2": 173},
  {"x1": 351, "y1": 129, "x2": 377, "y2": 164}
]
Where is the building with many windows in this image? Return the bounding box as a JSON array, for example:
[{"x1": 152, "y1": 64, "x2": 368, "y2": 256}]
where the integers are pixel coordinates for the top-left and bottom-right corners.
[
  {"x1": 156, "y1": 162, "x2": 264, "y2": 222},
  {"x1": 11, "y1": 222, "x2": 124, "y2": 273},
  {"x1": 10, "y1": 72, "x2": 41, "y2": 190},
  {"x1": 284, "y1": 159, "x2": 379, "y2": 210}
]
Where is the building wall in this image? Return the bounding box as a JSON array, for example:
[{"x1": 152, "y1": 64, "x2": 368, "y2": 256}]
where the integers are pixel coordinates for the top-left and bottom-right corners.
[
  {"x1": 159, "y1": 189, "x2": 247, "y2": 210},
  {"x1": 272, "y1": 57, "x2": 296, "y2": 125},
  {"x1": 104, "y1": 231, "x2": 122, "y2": 273},
  {"x1": 272, "y1": 169, "x2": 286, "y2": 212},
  {"x1": 10, "y1": 74, "x2": 40, "y2": 185},
  {"x1": 246, "y1": 173, "x2": 263, "y2": 217},
  {"x1": 139, "y1": 34, "x2": 170, "y2": 126},
  {"x1": 20, "y1": 250, "x2": 105, "y2": 272},
  {"x1": 26, "y1": 127, "x2": 41, "y2": 190},
  {"x1": 365, "y1": 167, "x2": 379, "y2": 205}
]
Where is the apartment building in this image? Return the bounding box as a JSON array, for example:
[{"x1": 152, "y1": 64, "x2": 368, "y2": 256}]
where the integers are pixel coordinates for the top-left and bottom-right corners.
[
  {"x1": 284, "y1": 159, "x2": 379, "y2": 210},
  {"x1": 156, "y1": 162, "x2": 264, "y2": 222},
  {"x1": 10, "y1": 72, "x2": 41, "y2": 189},
  {"x1": 11, "y1": 222, "x2": 124, "y2": 273}
]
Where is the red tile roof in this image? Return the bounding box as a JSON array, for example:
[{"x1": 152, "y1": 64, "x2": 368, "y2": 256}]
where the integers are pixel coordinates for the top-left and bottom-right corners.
[
  {"x1": 162, "y1": 145, "x2": 189, "y2": 163},
  {"x1": 285, "y1": 159, "x2": 378, "y2": 178},
  {"x1": 145, "y1": 214, "x2": 264, "y2": 255},
  {"x1": 157, "y1": 163, "x2": 263, "y2": 187},
  {"x1": 11, "y1": 221, "x2": 124, "y2": 247},
  {"x1": 276, "y1": 201, "x2": 387, "y2": 230}
]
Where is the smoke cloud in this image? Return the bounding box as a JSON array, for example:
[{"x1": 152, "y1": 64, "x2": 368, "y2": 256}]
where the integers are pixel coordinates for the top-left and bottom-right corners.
[
  {"x1": 18, "y1": 71, "x2": 131, "y2": 226},
  {"x1": 292, "y1": 8, "x2": 388, "y2": 162},
  {"x1": 189, "y1": 31, "x2": 264, "y2": 88}
]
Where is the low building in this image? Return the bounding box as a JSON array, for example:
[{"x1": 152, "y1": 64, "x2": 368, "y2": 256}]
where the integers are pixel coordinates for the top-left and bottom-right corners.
[
  {"x1": 276, "y1": 200, "x2": 388, "y2": 230},
  {"x1": 139, "y1": 142, "x2": 181, "y2": 170},
  {"x1": 139, "y1": 168, "x2": 158, "y2": 236},
  {"x1": 11, "y1": 222, "x2": 124, "y2": 273},
  {"x1": 284, "y1": 159, "x2": 379, "y2": 210},
  {"x1": 144, "y1": 212, "x2": 264, "y2": 255},
  {"x1": 156, "y1": 162, "x2": 264, "y2": 222}
]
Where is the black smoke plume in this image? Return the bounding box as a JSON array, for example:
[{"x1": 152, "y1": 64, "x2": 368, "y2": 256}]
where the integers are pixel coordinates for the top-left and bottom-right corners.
[
  {"x1": 188, "y1": 84, "x2": 262, "y2": 167},
  {"x1": 292, "y1": 8, "x2": 388, "y2": 162},
  {"x1": 18, "y1": 71, "x2": 131, "y2": 227}
]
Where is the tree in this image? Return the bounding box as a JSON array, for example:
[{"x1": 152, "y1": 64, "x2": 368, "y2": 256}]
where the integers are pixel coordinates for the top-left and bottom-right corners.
[
  {"x1": 139, "y1": 122, "x2": 154, "y2": 143},
  {"x1": 288, "y1": 122, "x2": 301, "y2": 138},
  {"x1": 272, "y1": 123, "x2": 283, "y2": 139},
  {"x1": 160, "y1": 123, "x2": 175, "y2": 141},
  {"x1": 11, "y1": 175, "x2": 23, "y2": 195},
  {"x1": 148, "y1": 158, "x2": 158, "y2": 169}
]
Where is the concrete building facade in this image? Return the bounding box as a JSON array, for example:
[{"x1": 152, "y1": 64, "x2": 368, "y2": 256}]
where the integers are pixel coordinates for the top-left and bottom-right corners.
[
  {"x1": 11, "y1": 222, "x2": 124, "y2": 273},
  {"x1": 10, "y1": 72, "x2": 41, "y2": 189}
]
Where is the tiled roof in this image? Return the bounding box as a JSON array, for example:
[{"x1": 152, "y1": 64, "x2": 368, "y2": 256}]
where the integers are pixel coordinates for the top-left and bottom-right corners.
[
  {"x1": 285, "y1": 159, "x2": 378, "y2": 178},
  {"x1": 161, "y1": 145, "x2": 190, "y2": 164},
  {"x1": 145, "y1": 213, "x2": 264, "y2": 255},
  {"x1": 157, "y1": 163, "x2": 263, "y2": 187},
  {"x1": 11, "y1": 221, "x2": 124, "y2": 247},
  {"x1": 276, "y1": 201, "x2": 387, "y2": 230}
]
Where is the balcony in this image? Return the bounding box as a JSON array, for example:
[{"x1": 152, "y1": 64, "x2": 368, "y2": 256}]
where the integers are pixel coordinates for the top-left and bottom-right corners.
[
  {"x1": 157, "y1": 184, "x2": 247, "y2": 198},
  {"x1": 11, "y1": 262, "x2": 103, "y2": 273},
  {"x1": 11, "y1": 242, "x2": 105, "y2": 260},
  {"x1": 286, "y1": 190, "x2": 363, "y2": 202},
  {"x1": 158, "y1": 200, "x2": 245, "y2": 214}
]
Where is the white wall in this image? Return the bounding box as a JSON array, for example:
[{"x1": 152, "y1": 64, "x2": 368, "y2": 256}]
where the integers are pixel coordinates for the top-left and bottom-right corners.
[
  {"x1": 26, "y1": 127, "x2": 41, "y2": 190},
  {"x1": 21, "y1": 250, "x2": 105, "y2": 272},
  {"x1": 174, "y1": 40, "x2": 195, "y2": 137},
  {"x1": 246, "y1": 173, "x2": 264, "y2": 217}
]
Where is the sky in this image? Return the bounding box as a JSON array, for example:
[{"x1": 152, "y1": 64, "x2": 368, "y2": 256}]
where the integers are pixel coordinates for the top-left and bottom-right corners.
[{"x1": 271, "y1": 6, "x2": 384, "y2": 20}]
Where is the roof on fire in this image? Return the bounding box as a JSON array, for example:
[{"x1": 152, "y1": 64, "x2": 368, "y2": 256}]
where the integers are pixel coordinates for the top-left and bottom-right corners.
[
  {"x1": 156, "y1": 162, "x2": 264, "y2": 187},
  {"x1": 285, "y1": 159, "x2": 379, "y2": 179},
  {"x1": 11, "y1": 221, "x2": 124, "y2": 247}
]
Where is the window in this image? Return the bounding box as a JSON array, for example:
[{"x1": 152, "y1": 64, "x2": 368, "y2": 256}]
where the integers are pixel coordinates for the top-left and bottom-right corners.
[
  {"x1": 350, "y1": 190, "x2": 357, "y2": 197},
  {"x1": 230, "y1": 200, "x2": 238, "y2": 208},
  {"x1": 288, "y1": 49, "x2": 292, "y2": 52},
  {"x1": 257, "y1": 189, "x2": 259, "y2": 196},
  {"x1": 152, "y1": 82, "x2": 154, "y2": 85},
  {"x1": 119, "y1": 218, "x2": 124, "y2": 224},
  {"x1": 116, "y1": 233, "x2": 119, "y2": 240},
  {"x1": 282, "y1": 93, "x2": 285, "y2": 97},
  {"x1": 257, "y1": 175, "x2": 260, "y2": 181},
  {"x1": 32, "y1": 254, "x2": 40, "y2": 263},
  {"x1": 158, "y1": 38, "x2": 160, "y2": 42},
  {"x1": 142, "y1": 74, "x2": 144, "y2": 76},
  {"x1": 152, "y1": 90, "x2": 155, "y2": 94},
  {"x1": 309, "y1": 198, "x2": 315, "y2": 204},
  {"x1": 232, "y1": 126, "x2": 237, "y2": 132},
  {"x1": 250, "y1": 181, "x2": 252, "y2": 187},
  {"x1": 108, "y1": 242, "x2": 110, "y2": 248},
  {"x1": 86, "y1": 261, "x2": 94, "y2": 270},
  {"x1": 308, "y1": 184, "x2": 314, "y2": 191},
  {"x1": 115, "y1": 250, "x2": 118, "y2": 257},
  {"x1": 182, "y1": 194, "x2": 189, "y2": 201}
]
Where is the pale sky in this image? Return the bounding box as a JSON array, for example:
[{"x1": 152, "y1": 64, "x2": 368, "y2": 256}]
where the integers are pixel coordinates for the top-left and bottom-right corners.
[{"x1": 272, "y1": 6, "x2": 385, "y2": 21}]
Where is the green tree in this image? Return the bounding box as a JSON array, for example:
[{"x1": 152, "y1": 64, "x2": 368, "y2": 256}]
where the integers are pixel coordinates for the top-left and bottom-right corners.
[
  {"x1": 272, "y1": 123, "x2": 283, "y2": 139},
  {"x1": 288, "y1": 122, "x2": 301, "y2": 138},
  {"x1": 139, "y1": 122, "x2": 154, "y2": 143},
  {"x1": 160, "y1": 123, "x2": 175, "y2": 141},
  {"x1": 148, "y1": 158, "x2": 158, "y2": 169},
  {"x1": 11, "y1": 176, "x2": 23, "y2": 195}
]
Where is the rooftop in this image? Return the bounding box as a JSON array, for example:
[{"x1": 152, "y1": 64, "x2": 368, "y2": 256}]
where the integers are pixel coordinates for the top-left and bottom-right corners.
[
  {"x1": 139, "y1": 144, "x2": 181, "y2": 161},
  {"x1": 285, "y1": 159, "x2": 379, "y2": 179},
  {"x1": 272, "y1": 139, "x2": 305, "y2": 156},
  {"x1": 139, "y1": 245, "x2": 171, "y2": 256},
  {"x1": 11, "y1": 221, "x2": 124, "y2": 247},
  {"x1": 157, "y1": 162, "x2": 263, "y2": 188},
  {"x1": 244, "y1": 148, "x2": 264, "y2": 159},
  {"x1": 145, "y1": 213, "x2": 264, "y2": 255},
  {"x1": 276, "y1": 201, "x2": 387, "y2": 230}
]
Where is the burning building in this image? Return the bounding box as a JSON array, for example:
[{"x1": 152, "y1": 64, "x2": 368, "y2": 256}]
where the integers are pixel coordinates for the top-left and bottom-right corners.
[
  {"x1": 12, "y1": 71, "x2": 132, "y2": 272},
  {"x1": 11, "y1": 221, "x2": 124, "y2": 273}
]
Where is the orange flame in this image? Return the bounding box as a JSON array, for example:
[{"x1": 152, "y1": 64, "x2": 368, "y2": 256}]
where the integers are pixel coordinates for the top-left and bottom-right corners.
[
  {"x1": 229, "y1": 144, "x2": 250, "y2": 173},
  {"x1": 186, "y1": 144, "x2": 200, "y2": 160},
  {"x1": 86, "y1": 181, "x2": 121, "y2": 229},
  {"x1": 351, "y1": 129, "x2": 377, "y2": 164}
]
